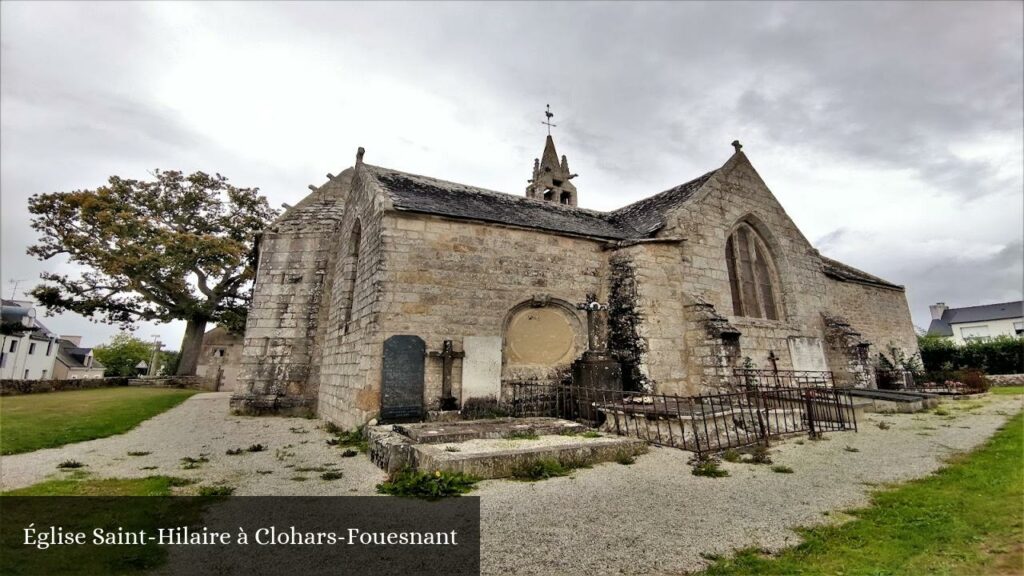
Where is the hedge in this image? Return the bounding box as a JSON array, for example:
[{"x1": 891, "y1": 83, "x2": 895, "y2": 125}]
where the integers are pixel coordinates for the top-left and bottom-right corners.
[{"x1": 918, "y1": 335, "x2": 1024, "y2": 375}]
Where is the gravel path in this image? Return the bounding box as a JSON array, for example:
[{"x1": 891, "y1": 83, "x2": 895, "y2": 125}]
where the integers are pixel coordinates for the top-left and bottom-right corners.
[
  {"x1": 1, "y1": 391, "x2": 1020, "y2": 575},
  {"x1": 475, "y1": 393, "x2": 1023, "y2": 575},
  {"x1": 0, "y1": 392, "x2": 386, "y2": 495}
]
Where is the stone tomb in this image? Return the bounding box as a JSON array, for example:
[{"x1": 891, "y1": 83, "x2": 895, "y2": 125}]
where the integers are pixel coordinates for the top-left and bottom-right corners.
[
  {"x1": 368, "y1": 417, "x2": 647, "y2": 478},
  {"x1": 460, "y1": 336, "x2": 502, "y2": 408}
]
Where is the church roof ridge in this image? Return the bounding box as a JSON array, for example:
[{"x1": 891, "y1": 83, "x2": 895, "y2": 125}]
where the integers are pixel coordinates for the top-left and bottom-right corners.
[
  {"x1": 608, "y1": 170, "x2": 718, "y2": 235},
  {"x1": 363, "y1": 163, "x2": 642, "y2": 240},
  {"x1": 820, "y1": 255, "x2": 903, "y2": 290}
]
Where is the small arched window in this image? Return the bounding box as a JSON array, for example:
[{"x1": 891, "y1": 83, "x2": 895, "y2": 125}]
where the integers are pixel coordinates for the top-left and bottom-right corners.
[
  {"x1": 725, "y1": 223, "x2": 780, "y2": 320},
  {"x1": 559, "y1": 191, "x2": 572, "y2": 205},
  {"x1": 342, "y1": 220, "x2": 362, "y2": 329}
]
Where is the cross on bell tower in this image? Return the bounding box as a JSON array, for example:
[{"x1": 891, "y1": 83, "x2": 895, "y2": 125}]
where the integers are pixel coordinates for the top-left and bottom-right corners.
[{"x1": 526, "y1": 104, "x2": 579, "y2": 207}]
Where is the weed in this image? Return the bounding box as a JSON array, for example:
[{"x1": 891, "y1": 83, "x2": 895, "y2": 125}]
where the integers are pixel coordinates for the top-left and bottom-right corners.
[
  {"x1": 256, "y1": 470, "x2": 273, "y2": 475},
  {"x1": 333, "y1": 428, "x2": 369, "y2": 453},
  {"x1": 932, "y1": 407, "x2": 951, "y2": 416},
  {"x1": 180, "y1": 455, "x2": 209, "y2": 469},
  {"x1": 616, "y1": 453, "x2": 636, "y2": 465},
  {"x1": 376, "y1": 469, "x2": 479, "y2": 499},
  {"x1": 320, "y1": 471, "x2": 344, "y2": 481},
  {"x1": 746, "y1": 445, "x2": 773, "y2": 465},
  {"x1": 691, "y1": 458, "x2": 729, "y2": 478},
  {"x1": 844, "y1": 446, "x2": 860, "y2": 453},
  {"x1": 444, "y1": 446, "x2": 461, "y2": 452},
  {"x1": 198, "y1": 485, "x2": 235, "y2": 496},
  {"x1": 57, "y1": 460, "x2": 84, "y2": 469},
  {"x1": 341, "y1": 449, "x2": 358, "y2": 458},
  {"x1": 247, "y1": 443, "x2": 266, "y2": 452},
  {"x1": 580, "y1": 431, "x2": 602, "y2": 438},
  {"x1": 324, "y1": 421, "x2": 341, "y2": 435},
  {"x1": 139, "y1": 466, "x2": 158, "y2": 470},
  {"x1": 127, "y1": 451, "x2": 151, "y2": 457},
  {"x1": 288, "y1": 427, "x2": 309, "y2": 434},
  {"x1": 512, "y1": 459, "x2": 571, "y2": 480},
  {"x1": 771, "y1": 465, "x2": 794, "y2": 474},
  {"x1": 225, "y1": 448, "x2": 243, "y2": 455},
  {"x1": 795, "y1": 440, "x2": 805, "y2": 446},
  {"x1": 700, "y1": 552, "x2": 723, "y2": 561},
  {"x1": 290, "y1": 476, "x2": 308, "y2": 482},
  {"x1": 326, "y1": 438, "x2": 340, "y2": 446},
  {"x1": 722, "y1": 449, "x2": 742, "y2": 463},
  {"x1": 877, "y1": 421, "x2": 892, "y2": 430},
  {"x1": 274, "y1": 448, "x2": 296, "y2": 461}
]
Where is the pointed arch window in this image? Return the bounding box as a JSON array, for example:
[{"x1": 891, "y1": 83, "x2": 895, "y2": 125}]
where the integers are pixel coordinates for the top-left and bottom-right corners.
[
  {"x1": 725, "y1": 223, "x2": 780, "y2": 320},
  {"x1": 342, "y1": 220, "x2": 362, "y2": 330}
]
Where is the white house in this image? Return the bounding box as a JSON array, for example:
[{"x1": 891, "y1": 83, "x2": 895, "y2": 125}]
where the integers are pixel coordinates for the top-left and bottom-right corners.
[
  {"x1": 1, "y1": 299, "x2": 60, "y2": 380},
  {"x1": 1, "y1": 299, "x2": 105, "y2": 380},
  {"x1": 927, "y1": 301, "x2": 1024, "y2": 345}
]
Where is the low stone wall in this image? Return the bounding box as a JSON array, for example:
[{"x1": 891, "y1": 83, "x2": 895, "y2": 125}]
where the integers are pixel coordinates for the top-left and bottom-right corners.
[
  {"x1": 989, "y1": 374, "x2": 1024, "y2": 387},
  {"x1": 1, "y1": 375, "x2": 216, "y2": 396},
  {"x1": 0, "y1": 377, "x2": 129, "y2": 396},
  {"x1": 127, "y1": 376, "x2": 216, "y2": 391}
]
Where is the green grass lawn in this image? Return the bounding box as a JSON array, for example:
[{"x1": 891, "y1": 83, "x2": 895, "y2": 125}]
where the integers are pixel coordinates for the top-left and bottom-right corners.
[
  {"x1": 0, "y1": 387, "x2": 197, "y2": 455},
  {"x1": 2, "y1": 474, "x2": 212, "y2": 575},
  {"x1": 701, "y1": 411, "x2": 1024, "y2": 575},
  {"x1": 992, "y1": 386, "x2": 1024, "y2": 395}
]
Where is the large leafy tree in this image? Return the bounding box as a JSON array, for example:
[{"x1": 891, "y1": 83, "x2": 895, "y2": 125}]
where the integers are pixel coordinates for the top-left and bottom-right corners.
[
  {"x1": 28, "y1": 170, "x2": 278, "y2": 375},
  {"x1": 93, "y1": 333, "x2": 156, "y2": 377}
]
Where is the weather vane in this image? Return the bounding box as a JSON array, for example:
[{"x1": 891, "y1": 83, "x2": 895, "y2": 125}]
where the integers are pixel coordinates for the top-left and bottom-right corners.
[{"x1": 542, "y1": 104, "x2": 556, "y2": 135}]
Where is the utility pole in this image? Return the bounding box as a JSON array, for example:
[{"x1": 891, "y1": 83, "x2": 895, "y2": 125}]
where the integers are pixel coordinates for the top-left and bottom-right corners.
[{"x1": 7, "y1": 279, "x2": 28, "y2": 300}]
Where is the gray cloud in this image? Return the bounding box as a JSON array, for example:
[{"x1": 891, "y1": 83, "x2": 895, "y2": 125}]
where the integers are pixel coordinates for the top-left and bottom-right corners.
[{"x1": 1, "y1": 1, "x2": 1021, "y2": 347}]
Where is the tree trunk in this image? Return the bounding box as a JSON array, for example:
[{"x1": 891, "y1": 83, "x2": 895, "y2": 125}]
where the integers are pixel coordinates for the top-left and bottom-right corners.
[{"x1": 176, "y1": 319, "x2": 208, "y2": 376}]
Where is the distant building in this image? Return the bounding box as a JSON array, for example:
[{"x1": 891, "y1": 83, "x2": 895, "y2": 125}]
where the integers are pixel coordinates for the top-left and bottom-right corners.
[
  {"x1": 195, "y1": 326, "x2": 243, "y2": 391},
  {"x1": 52, "y1": 335, "x2": 105, "y2": 380},
  {"x1": 927, "y1": 301, "x2": 1024, "y2": 344},
  {"x1": 1, "y1": 299, "x2": 59, "y2": 380}
]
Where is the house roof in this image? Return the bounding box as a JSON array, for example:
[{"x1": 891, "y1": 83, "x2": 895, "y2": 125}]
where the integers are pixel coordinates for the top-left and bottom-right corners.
[
  {"x1": 56, "y1": 338, "x2": 104, "y2": 370},
  {"x1": 821, "y1": 257, "x2": 903, "y2": 290},
  {"x1": 928, "y1": 301, "x2": 1023, "y2": 336}
]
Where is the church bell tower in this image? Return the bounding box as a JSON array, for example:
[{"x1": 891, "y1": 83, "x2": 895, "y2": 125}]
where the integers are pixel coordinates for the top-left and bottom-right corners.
[{"x1": 526, "y1": 105, "x2": 579, "y2": 207}]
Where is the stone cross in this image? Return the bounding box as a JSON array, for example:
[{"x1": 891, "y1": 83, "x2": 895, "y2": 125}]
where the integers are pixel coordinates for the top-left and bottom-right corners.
[
  {"x1": 576, "y1": 293, "x2": 610, "y2": 358},
  {"x1": 428, "y1": 340, "x2": 464, "y2": 410}
]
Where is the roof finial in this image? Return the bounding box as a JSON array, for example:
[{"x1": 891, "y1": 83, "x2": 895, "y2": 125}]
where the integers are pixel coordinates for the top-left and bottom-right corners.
[
  {"x1": 542, "y1": 104, "x2": 557, "y2": 135},
  {"x1": 356, "y1": 147, "x2": 365, "y2": 164},
  {"x1": 731, "y1": 140, "x2": 743, "y2": 153}
]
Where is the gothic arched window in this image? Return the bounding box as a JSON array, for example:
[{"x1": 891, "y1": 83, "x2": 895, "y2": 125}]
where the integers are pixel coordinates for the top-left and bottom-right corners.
[
  {"x1": 725, "y1": 223, "x2": 780, "y2": 320},
  {"x1": 342, "y1": 220, "x2": 362, "y2": 330}
]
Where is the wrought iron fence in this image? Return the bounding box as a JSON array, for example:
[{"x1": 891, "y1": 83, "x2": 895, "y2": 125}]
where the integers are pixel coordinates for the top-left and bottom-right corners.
[
  {"x1": 502, "y1": 381, "x2": 857, "y2": 455},
  {"x1": 733, "y1": 369, "x2": 835, "y2": 389}
]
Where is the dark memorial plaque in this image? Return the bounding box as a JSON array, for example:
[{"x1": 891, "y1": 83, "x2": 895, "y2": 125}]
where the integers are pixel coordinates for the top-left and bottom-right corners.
[{"x1": 381, "y1": 335, "x2": 426, "y2": 422}]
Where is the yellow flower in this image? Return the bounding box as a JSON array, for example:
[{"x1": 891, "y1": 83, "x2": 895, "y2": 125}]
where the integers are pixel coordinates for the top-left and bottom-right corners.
[{"x1": 435, "y1": 470, "x2": 441, "y2": 477}]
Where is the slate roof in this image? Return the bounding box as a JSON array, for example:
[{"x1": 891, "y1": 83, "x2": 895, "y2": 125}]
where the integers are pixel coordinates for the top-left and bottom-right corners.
[
  {"x1": 56, "y1": 338, "x2": 104, "y2": 370},
  {"x1": 821, "y1": 257, "x2": 903, "y2": 290},
  {"x1": 927, "y1": 301, "x2": 1023, "y2": 336},
  {"x1": 609, "y1": 170, "x2": 718, "y2": 235},
  {"x1": 367, "y1": 165, "x2": 643, "y2": 240},
  {"x1": 362, "y1": 162, "x2": 902, "y2": 292}
]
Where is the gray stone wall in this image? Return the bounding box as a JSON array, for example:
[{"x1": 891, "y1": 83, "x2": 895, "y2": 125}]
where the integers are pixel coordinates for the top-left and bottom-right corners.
[
  {"x1": 824, "y1": 277, "x2": 920, "y2": 358},
  {"x1": 315, "y1": 167, "x2": 391, "y2": 429},
  {"x1": 230, "y1": 171, "x2": 351, "y2": 415}
]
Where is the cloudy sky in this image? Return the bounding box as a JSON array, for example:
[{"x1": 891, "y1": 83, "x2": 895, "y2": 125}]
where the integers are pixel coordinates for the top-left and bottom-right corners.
[{"x1": 2, "y1": 1, "x2": 1022, "y2": 351}]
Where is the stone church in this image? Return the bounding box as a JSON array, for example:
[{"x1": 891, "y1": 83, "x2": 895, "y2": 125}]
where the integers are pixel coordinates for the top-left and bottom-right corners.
[{"x1": 230, "y1": 132, "x2": 918, "y2": 428}]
